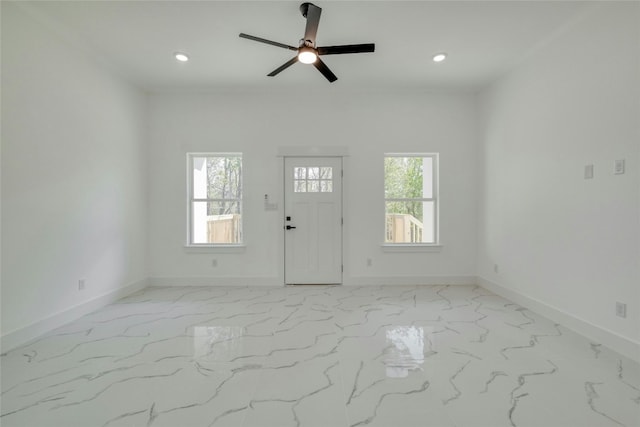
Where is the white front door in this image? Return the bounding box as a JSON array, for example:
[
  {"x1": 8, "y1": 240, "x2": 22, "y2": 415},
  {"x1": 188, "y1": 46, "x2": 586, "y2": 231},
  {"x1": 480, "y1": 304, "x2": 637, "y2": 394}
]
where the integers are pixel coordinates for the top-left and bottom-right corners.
[{"x1": 284, "y1": 157, "x2": 342, "y2": 285}]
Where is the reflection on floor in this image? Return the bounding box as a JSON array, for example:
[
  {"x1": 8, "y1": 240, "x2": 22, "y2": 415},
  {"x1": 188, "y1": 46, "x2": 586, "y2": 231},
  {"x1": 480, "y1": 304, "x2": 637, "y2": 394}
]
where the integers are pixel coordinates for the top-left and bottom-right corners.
[{"x1": 1, "y1": 285, "x2": 639, "y2": 427}]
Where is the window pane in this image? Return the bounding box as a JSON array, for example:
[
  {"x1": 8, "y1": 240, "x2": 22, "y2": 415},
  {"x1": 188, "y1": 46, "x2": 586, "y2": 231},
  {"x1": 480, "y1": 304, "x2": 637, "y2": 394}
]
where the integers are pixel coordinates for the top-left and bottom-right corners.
[
  {"x1": 422, "y1": 157, "x2": 433, "y2": 199},
  {"x1": 385, "y1": 201, "x2": 425, "y2": 243},
  {"x1": 205, "y1": 157, "x2": 242, "y2": 200},
  {"x1": 294, "y1": 181, "x2": 307, "y2": 192},
  {"x1": 192, "y1": 157, "x2": 208, "y2": 199},
  {"x1": 294, "y1": 167, "x2": 306, "y2": 179},
  {"x1": 308, "y1": 167, "x2": 320, "y2": 179},
  {"x1": 308, "y1": 180, "x2": 319, "y2": 192},
  {"x1": 384, "y1": 157, "x2": 424, "y2": 199},
  {"x1": 320, "y1": 167, "x2": 332, "y2": 179},
  {"x1": 422, "y1": 201, "x2": 435, "y2": 243},
  {"x1": 320, "y1": 180, "x2": 333, "y2": 192},
  {"x1": 192, "y1": 201, "x2": 242, "y2": 244},
  {"x1": 384, "y1": 201, "x2": 435, "y2": 244}
]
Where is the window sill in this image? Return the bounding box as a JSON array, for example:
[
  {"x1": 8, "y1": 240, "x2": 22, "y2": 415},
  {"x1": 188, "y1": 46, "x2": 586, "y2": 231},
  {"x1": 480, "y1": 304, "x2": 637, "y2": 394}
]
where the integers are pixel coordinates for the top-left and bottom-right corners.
[
  {"x1": 381, "y1": 244, "x2": 443, "y2": 253},
  {"x1": 184, "y1": 245, "x2": 246, "y2": 254}
]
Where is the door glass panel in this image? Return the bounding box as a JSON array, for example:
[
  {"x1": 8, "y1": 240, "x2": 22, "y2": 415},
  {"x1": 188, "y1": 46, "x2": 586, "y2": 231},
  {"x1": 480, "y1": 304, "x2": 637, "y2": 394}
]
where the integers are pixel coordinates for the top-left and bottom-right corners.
[
  {"x1": 320, "y1": 180, "x2": 333, "y2": 192},
  {"x1": 294, "y1": 181, "x2": 307, "y2": 192},
  {"x1": 293, "y1": 167, "x2": 334, "y2": 193},
  {"x1": 308, "y1": 167, "x2": 320, "y2": 179},
  {"x1": 294, "y1": 167, "x2": 306, "y2": 179}
]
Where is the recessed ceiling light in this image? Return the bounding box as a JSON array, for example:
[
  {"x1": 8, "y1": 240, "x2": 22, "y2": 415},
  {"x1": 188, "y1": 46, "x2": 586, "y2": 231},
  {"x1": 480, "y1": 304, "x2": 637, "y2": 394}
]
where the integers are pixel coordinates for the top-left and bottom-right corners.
[
  {"x1": 174, "y1": 52, "x2": 190, "y2": 62},
  {"x1": 432, "y1": 53, "x2": 447, "y2": 63}
]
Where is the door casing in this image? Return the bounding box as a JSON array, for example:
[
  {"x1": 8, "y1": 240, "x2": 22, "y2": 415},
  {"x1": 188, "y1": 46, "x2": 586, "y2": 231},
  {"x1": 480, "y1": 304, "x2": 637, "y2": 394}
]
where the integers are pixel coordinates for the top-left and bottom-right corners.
[{"x1": 283, "y1": 156, "x2": 343, "y2": 285}]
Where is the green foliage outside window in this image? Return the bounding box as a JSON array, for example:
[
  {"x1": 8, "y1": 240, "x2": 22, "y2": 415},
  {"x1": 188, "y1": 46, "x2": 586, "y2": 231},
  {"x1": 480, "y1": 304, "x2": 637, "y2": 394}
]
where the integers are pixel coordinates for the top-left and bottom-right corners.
[
  {"x1": 206, "y1": 156, "x2": 242, "y2": 215},
  {"x1": 384, "y1": 157, "x2": 424, "y2": 220}
]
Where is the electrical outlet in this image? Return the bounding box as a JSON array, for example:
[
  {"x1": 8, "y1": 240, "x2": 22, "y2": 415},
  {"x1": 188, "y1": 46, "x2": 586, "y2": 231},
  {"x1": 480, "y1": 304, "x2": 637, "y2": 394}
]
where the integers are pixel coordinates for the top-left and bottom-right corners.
[
  {"x1": 78, "y1": 279, "x2": 86, "y2": 291},
  {"x1": 366, "y1": 258, "x2": 372, "y2": 267},
  {"x1": 616, "y1": 302, "x2": 627, "y2": 318},
  {"x1": 614, "y1": 159, "x2": 625, "y2": 175},
  {"x1": 211, "y1": 259, "x2": 218, "y2": 267}
]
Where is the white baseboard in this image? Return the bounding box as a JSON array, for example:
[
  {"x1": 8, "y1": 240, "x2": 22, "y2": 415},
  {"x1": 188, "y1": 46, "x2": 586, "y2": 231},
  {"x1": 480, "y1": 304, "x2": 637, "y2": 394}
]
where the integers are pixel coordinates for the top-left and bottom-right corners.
[
  {"x1": 1, "y1": 278, "x2": 148, "y2": 352},
  {"x1": 148, "y1": 276, "x2": 283, "y2": 287},
  {"x1": 477, "y1": 276, "x2": 640, "y2": 363},
  {"x1": 149, "y1": 275, "x2": 477, "y2": 287},
  {"x1": 344, "y1": 275, "x2": 477, "y2": 286},
  {"x1": 6, "y1": 275, "x2": 635, "y2": 363}
]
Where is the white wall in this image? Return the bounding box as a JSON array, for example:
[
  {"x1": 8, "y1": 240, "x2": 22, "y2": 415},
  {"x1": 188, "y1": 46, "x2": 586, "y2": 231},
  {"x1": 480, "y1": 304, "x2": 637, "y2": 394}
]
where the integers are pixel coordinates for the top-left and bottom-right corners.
[
  {"x1": 477, "y1": 3, "x2": 639, "y2": 351},
  {"x1": 6, "y1": 0, "x2": 635, "y2": 361},
  {"x1": 1, "y1": 3, "x2": 148, "y2": 346},
  {"x1": 147, "y1": 88, "x2": 478, "y2": 285}
]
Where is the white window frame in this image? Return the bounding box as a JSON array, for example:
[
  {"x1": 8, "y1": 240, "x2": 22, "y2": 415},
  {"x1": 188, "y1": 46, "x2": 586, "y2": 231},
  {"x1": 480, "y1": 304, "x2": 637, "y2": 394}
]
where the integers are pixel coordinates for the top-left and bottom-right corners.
[
  {"x1": 383, "y1": 153, "x2": 439, "y2": 247},
  {"x1": 186, "y1": 152, "x2": 243, "y2": 247}
]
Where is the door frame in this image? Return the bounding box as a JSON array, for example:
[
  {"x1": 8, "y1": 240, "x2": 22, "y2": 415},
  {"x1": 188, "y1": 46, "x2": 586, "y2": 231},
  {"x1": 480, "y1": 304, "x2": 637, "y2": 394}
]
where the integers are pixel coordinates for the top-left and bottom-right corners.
[
  {"x1": 283, "y1": 156, "x2": 343, "y2": 285},
  {"x1": 277, "y1": 146, "x2": 348, "y2": 286}
]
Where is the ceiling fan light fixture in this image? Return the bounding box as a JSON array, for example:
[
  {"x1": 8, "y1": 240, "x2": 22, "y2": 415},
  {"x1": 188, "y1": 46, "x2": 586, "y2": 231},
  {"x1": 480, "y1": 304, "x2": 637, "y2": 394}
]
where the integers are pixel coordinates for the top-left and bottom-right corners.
[
  {"x1": 298, "y1": 48, "x2": 318, "y2": 64},
  {"x1": 239, "y1": 3, "x2": 374, "y2": 82},
  {"x1": 174, "y1": 52, "x2": 190, "y2": 62},
  {"x1": 432, "y1": 53, "x2": 447, "y2": 63}
]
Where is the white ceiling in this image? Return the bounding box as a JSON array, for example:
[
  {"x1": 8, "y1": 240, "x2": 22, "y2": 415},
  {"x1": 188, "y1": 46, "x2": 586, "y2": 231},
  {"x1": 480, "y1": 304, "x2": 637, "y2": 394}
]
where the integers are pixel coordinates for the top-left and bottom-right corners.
[{"x1": 20, "y1": 1, "x2": 593, "y2": 91}]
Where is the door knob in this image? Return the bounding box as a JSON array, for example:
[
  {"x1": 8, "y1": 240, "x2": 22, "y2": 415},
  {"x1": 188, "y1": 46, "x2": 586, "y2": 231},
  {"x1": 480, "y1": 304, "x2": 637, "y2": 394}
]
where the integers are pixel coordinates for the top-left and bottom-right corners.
[{"x1": 286, "y1": 225, "x2": 297, "y2": 230}]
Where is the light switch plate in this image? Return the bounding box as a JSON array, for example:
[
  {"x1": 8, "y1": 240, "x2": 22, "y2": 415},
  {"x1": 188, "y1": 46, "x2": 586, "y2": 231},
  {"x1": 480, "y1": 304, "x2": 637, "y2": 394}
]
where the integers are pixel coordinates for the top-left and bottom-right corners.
[
  {"x1": 616, "y1": 302, "x2": 627, "y2": 318},
  {"x1": 614, "y1": 159, "x2": 625, "y2": 175},
  {"x1": 584, "y1": 164, "x2": 594, "y2": 179}
]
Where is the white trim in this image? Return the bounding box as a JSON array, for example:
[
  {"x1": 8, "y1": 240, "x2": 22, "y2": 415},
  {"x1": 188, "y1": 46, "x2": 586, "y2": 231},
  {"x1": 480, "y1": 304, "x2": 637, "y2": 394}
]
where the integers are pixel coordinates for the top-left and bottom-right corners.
[
  {"x1": 187, "y1": 152, "x2": 243, "y2": 157},
  {"x1": 149, "y1": 277, "x2": 283, "y2": 287},
  {"x1": 5, "y1": 275, "x2": 635, "y2": 365},
  {"x1": 150, "y1": 275, "x2": 476, "y2": 287},
  {"x1": 345, "y1": 275, "x2": 476, "y2": 286},
  {"x1": 183, "y1": 245, "x2": 246, "y2": 253},
  {"x1": 381, "y1": 244, "x2": 443, "y2": 252},
  {"x1": 0, "y1": 278, "x2": 148, "y2": 353},
  {"x1": 477, "y1": 276, "x2": 640, "y2": 363},
  {"x1": 384, "y1": 152, "x2": 439, "y2": 158},
  {"x1": 277, "y1": 146, "x2": 349, "y2": 157}
]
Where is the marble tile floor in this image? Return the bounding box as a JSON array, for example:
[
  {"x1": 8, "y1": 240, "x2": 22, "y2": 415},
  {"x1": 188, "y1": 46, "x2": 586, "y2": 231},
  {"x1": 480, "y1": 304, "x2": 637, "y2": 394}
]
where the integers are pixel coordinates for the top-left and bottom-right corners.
[{"x1": 1, "y1": 285, "x2": 639, "y2": 427}]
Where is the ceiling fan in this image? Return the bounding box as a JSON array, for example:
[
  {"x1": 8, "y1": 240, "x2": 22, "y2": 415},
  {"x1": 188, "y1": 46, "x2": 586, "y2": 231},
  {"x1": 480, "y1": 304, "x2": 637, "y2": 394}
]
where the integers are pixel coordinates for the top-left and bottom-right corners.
[{"x1": 239, "y1": 2, "x2": 375, "y2": 83}]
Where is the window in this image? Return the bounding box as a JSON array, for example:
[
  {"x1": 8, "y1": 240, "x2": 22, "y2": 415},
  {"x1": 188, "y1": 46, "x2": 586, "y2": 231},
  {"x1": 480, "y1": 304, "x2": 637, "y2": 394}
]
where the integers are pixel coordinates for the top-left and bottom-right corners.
[
  {"x1": 188, "y1": 153, "x2": 242, "y2": 245},
  {"x1": 384, "y1": 154, "x2": 438, "y2": 244},
  {"x1": 294, "y1": 166, "x2": 333, "y2": 192}
]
